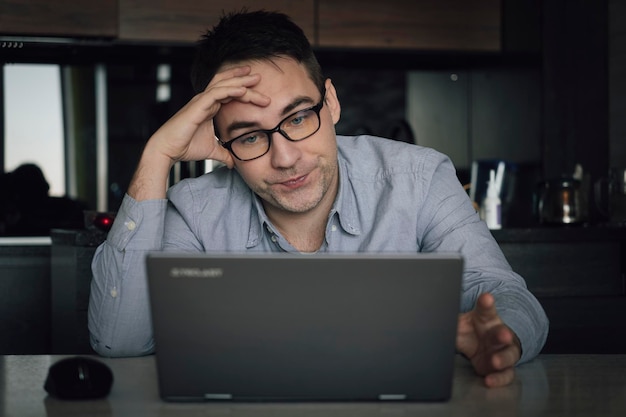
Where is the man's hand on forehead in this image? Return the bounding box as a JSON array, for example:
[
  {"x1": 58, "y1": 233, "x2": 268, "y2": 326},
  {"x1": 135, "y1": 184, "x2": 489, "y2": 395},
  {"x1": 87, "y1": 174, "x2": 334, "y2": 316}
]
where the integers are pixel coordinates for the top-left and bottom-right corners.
[{"x1": 207, "y1": 65, "x2": 271, "y2": 107}]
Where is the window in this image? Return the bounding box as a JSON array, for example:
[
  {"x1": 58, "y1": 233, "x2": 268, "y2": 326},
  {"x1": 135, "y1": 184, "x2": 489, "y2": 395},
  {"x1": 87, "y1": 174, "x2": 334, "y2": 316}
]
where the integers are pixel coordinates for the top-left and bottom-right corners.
[{"x1": 3, "y1": 64, "x2": 65, "y2": 196}]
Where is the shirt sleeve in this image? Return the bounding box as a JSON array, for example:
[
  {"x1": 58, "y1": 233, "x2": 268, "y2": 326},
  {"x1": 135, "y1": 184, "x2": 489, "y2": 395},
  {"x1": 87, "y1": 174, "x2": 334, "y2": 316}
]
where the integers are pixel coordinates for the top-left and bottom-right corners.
[
  {"x1": 88, "y1": 194, "x2": 167, "y2": 357},
  {"x1": 417, "y1": 152, "x2": 549, "y2": 364}
]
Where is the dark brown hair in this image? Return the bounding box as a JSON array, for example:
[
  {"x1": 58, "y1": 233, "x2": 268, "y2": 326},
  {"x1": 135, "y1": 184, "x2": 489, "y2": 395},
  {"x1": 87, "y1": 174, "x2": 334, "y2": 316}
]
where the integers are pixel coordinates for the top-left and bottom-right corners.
[{"x1": 190, "y1": 10, "x2": 325, "y2": 97}]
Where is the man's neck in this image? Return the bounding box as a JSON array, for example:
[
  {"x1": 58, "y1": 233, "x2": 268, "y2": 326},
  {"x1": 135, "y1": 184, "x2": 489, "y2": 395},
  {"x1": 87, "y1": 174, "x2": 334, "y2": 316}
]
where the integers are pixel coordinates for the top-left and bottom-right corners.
[
  {"x1": 261, "y1": 161, "x2": 340, "y2": 253},
  {"x1": 264, "y1": 202, "x2": 331, "y2": 253}
]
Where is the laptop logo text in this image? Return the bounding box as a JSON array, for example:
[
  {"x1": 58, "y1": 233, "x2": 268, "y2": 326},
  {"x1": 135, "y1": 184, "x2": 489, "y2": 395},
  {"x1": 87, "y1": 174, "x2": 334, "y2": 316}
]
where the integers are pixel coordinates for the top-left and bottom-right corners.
[{"x1": 170, "y1": 267, "x2": 224, "y2": 278}]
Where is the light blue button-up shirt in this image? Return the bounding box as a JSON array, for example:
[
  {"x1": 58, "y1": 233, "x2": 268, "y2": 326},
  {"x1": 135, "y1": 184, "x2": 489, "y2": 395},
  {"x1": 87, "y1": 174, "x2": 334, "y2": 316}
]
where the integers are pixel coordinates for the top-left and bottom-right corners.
[{"x1": 88, "y1": 135, "x2": 548, "y2": 361}]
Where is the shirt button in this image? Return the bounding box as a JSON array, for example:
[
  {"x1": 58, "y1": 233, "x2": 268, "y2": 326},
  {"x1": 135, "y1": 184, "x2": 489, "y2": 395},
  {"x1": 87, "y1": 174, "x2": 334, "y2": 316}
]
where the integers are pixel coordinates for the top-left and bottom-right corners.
[
  {"x1": 125, "y1": 221, "x2": 136, "y2": 231},
  {"x1": 331, "y1": 225, "x2": 338, "y2": 232},
  {"x1": 271, "y1": 235, "x2": 278, "y2": 243},
  {"x1": 110, "y1": 287, "x2": 118, "y2": 298}
]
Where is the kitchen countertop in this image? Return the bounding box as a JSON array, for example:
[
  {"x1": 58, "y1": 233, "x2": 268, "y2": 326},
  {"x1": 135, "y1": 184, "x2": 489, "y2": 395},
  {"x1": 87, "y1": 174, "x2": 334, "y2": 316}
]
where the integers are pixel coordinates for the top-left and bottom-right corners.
[
  {"x1": 491, "y1": 224, "x2": 626, "y2": 242},
  {"x1": 50, "y1": 228, "x2": 107, "y2": 247},
  {"x1": 2, "y1": 354, "x2": 625, "y2": 417}
]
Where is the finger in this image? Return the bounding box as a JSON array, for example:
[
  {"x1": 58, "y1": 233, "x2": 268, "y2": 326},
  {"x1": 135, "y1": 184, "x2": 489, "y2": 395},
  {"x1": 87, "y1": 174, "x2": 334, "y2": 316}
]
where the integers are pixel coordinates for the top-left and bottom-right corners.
[
  {"x1": 489, "y1": 329, "x2": 522, "y2": 369},
  {"x1": 468, "y1": 327, "x2": 517, "y2": 373},
  {"x1": 484, "y1": 323, "x2": 514, "y2": 347},
  {"x1": 492, "y1": 345, "x2": 521, "y2": 371},
  {"x1": 209, "y1": 67, "x2": 273, "y2": 105},
  {"x1": 207, "y1": 67, "x2": 263, "y2": 96},
  {"x1": 204, "y1": 76, "x2": 271, "y2": 108},
  {"x1": 455, "y1": 311, "x2": 478, "y2": 355},
  {"x1": 480, "y1": 325, "x2": 515, "y2": 355},
  {"x1": 484, "y1": 367, "x2": 515, "y2": 388},
  {"x1": 221, "y1": 87, "x2": 271, "y2": 107},
  {"x1": 182, "y1": 80, "x2": 266, "y2": 125},
  {"x1": 472, "y1": 330, "x2": 520, "y2": 377},
  {"x1": 207, "y1": 65, "x2": 253, "y2": 89},
  {"x1": 474, "y1": 293, "x2": 500, "y2": 324}
]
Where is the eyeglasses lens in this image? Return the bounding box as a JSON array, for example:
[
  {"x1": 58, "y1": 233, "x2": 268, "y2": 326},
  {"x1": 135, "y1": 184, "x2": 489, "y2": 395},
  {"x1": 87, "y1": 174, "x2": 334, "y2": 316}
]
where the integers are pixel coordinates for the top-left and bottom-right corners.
[{"x1": 229, "y1": 106, "x2": 321, "y2": 161}]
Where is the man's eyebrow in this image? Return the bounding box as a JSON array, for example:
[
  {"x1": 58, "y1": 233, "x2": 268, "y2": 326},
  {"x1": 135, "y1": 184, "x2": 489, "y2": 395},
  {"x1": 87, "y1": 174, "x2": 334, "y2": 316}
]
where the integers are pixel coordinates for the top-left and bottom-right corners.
[
  {"x1": 225, "y1": 95, "x2": 316, "y2": 137},
  {"x1": 280, "y1": 95, "x2": 315, "y2": 117},
  {"x1": 225, "y1": 121, "x2": 258, "y2": 136}
]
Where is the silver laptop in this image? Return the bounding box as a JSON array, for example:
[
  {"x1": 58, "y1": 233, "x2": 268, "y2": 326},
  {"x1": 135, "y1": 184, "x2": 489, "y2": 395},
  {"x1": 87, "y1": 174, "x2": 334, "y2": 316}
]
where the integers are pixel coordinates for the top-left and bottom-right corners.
[{"x1": 145, "y1": 252, "x2": 463, "y2": 402}]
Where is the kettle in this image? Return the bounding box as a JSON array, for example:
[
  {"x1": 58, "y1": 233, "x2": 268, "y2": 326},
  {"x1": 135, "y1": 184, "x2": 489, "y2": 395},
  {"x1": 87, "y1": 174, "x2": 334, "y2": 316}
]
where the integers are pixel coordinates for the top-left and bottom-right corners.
[{"x1": 537, "y1": 177, "x2": 589, "y2": 224}]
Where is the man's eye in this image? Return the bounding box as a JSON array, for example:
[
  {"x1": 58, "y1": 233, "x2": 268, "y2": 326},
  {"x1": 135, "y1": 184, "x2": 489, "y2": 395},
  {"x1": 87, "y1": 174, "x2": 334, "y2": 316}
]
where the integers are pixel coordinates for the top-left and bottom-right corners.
[
  {"x1": 237, "y1": 134, "x2": 259, "y2": 145},
  {"x1": 290, "y1": 116, "x2": 305, "y2": 126},
  {"x1": 288, "y1": 110, "x2": 312, "y2": 127}
]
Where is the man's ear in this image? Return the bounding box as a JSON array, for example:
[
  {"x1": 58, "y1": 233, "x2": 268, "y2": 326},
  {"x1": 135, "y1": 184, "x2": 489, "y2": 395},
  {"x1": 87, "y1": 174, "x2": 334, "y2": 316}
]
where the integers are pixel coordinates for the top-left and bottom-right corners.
[{"x1": 324, "y1": 79, "x2": 341, "y2": 125}]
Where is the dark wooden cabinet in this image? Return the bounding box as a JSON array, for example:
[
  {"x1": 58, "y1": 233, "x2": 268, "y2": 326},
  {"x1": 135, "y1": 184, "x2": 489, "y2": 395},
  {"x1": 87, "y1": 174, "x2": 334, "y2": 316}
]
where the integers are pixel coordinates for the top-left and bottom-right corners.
[
  {"x1": 0, "y1": 242, "x2": 51, "y2": 354},
  {"x1": 118, "y1": 0, "x2": 501, "y2": 50},
  {"x1": 500, "y1": 241, "x2": 622, "y2": 298},
  {"x1": 541, "y1": 0, "x2": 609, "y2": 224},
  {"x1": 1, "y1": 0, "x2": 501, "y2": 51},
  {"x1": 317, "y1": 0, "x2": 501, "y2": 51},
  {"x1": 50, "y1": 229, "x2": 106, "y2": 354},
  {"x1": 0, "y1": 0, "x2": 117, "y2": 37},
  {"x1": 117, "y1": 0, "x2": 315, "y2": 43},
  {"x1": 406, "y1": 68, "x2": 542, "y2": 172},
  {"x1": 494, "y1": 227, "x2": 626, "y2": 354},
  {"x1": 50, "y1": 238, "x2": 98, "y2": 354},
  {"x1": 609, "y1": 0, "x2": 626, "y2": 168}
]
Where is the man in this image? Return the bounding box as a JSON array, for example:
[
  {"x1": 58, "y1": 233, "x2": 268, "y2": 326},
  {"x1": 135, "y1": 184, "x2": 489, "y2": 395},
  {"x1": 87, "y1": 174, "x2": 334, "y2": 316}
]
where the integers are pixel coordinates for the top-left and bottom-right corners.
[{"x1": 88, "y1": 10, "x2": 548, "y2": 388}]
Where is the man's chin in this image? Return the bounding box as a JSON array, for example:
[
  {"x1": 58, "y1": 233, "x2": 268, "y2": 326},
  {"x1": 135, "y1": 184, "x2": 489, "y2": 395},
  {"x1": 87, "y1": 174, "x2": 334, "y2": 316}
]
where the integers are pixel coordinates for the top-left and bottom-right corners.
[
  {"x1": 262, "y1": 192, "x2": 322, "y2": 215},
  {"x1": 270, "y1": 200, "x2": 319, "y2": 214}
]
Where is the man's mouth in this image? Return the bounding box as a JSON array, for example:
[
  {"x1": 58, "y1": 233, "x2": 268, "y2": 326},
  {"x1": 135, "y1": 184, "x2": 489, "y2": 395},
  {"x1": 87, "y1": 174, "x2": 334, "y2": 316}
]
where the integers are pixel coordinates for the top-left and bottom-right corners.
[{"x1": 278, "y1": 175, "x2": 307, "y2": 188}]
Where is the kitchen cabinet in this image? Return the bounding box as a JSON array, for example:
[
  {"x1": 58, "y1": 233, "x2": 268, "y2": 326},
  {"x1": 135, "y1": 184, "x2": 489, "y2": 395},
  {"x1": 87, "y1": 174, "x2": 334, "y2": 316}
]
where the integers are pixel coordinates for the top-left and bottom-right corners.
[
  {"x1": 318, "y1": 0, "x2": 501, "y2": 51},
  {"x1": 0, "y1": 231, "x2": 104, "y2": 355},
  {"x1": 542, "y1": 0, "x2": 609, "y2": 223},
  {"x1": 117, "y1": 0, "x2": 315, "y2": 43},
  {"x1": 2, "y1": 0, "x2": 502, "y2": 52},
  {"x1": 406, "y1": 71, "x2": 469, "y2": 168},
  {"x1": 123, "y1": 0, "x2": 502, "y2": 50},
  {"x1": 609, "y1": 0, "x2": 626, "y2": 168},
  {"x1": 493, "y1": 227, "x2": 626, "y2": 354},
  {"x1": 406, "y1": 67, "x2": 542, "y2": 171},
  {"x1": 0, "y1": 240, "x2": 51, "y2": 354},
  {"x1": 50, "y1": 229, "x2": 103, "y2": 354},
  {"x1": 0, "y1": 0, "x2": 116, "y2": 38}
]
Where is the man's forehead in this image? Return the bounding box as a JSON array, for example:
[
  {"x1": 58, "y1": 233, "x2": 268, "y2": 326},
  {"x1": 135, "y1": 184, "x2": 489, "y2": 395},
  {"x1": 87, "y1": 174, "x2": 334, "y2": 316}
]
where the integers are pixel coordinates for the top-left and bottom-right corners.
[
  {"x1": 214, "y1": 62, "x2": 320, "y2": 134},
  {"x1": 224, "y1": 60, "x2": 317, "y2": 100}
]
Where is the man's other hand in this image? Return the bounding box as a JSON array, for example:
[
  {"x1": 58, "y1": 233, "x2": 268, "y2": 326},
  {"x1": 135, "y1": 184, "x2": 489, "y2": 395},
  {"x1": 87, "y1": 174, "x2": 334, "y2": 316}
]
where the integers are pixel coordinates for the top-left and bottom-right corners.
[{"x1": 456, "y1": 293, "x2": 522, "y2": 388}]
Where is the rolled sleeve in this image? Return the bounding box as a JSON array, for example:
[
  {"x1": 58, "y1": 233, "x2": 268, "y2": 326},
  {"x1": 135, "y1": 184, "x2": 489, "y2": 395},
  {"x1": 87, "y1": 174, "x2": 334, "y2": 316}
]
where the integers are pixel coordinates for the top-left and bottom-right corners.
[
  {"x1": 88, "y1": 194, "x2": 168, "y2": 357},
  {"x1": 105, "y1": 195, "x2": 168, "y2": 251}
]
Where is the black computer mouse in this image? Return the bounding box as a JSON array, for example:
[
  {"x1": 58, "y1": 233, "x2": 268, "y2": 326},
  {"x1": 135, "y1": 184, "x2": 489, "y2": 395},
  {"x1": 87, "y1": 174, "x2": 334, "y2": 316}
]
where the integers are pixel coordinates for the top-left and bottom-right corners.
[{"x1": 44, "y1": 356, "x2": 113, "y2": 400}]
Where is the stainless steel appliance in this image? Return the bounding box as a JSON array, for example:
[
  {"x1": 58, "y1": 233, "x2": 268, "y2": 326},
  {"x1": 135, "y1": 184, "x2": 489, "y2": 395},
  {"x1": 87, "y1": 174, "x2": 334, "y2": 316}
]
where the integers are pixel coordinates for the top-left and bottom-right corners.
[{"x1": 537, "y1": 178, "x2": 589, "y2": 224}]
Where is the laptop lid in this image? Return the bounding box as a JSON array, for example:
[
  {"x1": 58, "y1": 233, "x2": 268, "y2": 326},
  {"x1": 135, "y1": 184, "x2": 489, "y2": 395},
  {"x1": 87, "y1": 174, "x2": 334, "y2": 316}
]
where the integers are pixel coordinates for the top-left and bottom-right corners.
[{"x1": 146, "y1": 253, "x2": 463, "y2": 402}]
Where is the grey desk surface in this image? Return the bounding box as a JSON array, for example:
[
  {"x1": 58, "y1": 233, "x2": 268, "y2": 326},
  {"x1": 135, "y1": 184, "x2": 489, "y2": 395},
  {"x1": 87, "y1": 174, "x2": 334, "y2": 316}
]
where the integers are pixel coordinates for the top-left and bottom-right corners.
[{"x1": 1, "y1": 354, "x2": 625, "y2": 416}]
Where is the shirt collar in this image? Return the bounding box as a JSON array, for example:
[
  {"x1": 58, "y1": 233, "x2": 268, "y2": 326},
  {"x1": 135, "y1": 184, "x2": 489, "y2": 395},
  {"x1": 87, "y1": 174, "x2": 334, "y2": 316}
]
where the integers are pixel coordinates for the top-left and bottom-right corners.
[
  {"x1": 247, "y1": 193, "x2": 268, "y2": 248},
  {"x1": 332, "y1": 154, "x2": 362, "y2": 236}
]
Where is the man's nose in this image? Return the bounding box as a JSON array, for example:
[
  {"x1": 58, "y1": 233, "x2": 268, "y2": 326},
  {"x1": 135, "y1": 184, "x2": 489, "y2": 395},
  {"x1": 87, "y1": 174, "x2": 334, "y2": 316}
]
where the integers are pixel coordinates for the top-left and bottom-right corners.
[{"x1": 268, "y1": 132, "x2": 302, "y2": 168}]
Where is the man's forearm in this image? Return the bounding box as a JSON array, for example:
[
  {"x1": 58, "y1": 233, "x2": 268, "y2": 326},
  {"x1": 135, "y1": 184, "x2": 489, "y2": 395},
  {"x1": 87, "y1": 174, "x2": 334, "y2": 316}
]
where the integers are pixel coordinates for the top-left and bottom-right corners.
[
  {"x1": 88, "y1": 196, "x2": 168, "y2": 357},
  {"x1": 88, "y1": 242, "x2": 156, "y2": 357},
  {"x1": 127, "y1": 145, "x2": 174, "y2": 201}
]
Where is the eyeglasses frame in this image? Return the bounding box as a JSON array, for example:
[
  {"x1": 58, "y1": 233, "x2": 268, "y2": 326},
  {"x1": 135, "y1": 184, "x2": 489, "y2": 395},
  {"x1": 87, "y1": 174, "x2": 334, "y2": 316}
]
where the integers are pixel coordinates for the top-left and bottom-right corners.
[{"x1": 217, "y1": 94, "x2": 326, "y2": 161}]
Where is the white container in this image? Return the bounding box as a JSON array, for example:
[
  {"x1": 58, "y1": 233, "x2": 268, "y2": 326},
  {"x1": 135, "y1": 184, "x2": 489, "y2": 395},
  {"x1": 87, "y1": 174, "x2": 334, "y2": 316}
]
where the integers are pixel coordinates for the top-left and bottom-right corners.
[{"x1": 481, "y1": 169, "x2": 502, "y2": 230}]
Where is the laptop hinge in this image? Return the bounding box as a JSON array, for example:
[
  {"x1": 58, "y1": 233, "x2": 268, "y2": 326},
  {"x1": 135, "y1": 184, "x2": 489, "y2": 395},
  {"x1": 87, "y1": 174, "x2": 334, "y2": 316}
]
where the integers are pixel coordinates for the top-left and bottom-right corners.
[
  {"x1": 378, "y1": 394, "x2": 407, "y2": 401},
  {"x1": 204, "y1": 393, "x2": 233, "y2": 400}
]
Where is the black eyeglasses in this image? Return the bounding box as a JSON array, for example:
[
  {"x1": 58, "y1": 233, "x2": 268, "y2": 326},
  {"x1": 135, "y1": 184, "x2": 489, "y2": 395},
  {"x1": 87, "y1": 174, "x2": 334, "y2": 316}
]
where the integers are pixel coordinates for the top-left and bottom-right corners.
[{"x1": 218, "y1": 94, "x2": 325, "y2": 161}]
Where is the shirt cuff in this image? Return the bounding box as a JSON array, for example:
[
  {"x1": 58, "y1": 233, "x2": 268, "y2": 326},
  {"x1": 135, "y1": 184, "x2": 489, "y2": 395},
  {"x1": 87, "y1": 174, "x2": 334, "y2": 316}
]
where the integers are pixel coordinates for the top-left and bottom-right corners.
[
  {"x1": 106, "y1": 194, "x2": 168, "y2": 251},
  {"x1": 498, "y1": 304, "x2": 548, "y2": 365}
]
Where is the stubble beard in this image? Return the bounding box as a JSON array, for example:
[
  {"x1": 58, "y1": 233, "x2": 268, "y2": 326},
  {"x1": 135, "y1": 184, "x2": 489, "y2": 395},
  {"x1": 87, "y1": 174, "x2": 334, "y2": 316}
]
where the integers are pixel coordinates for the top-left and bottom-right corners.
[{"x1": 255, "y1": 158, "x2": 338, "y2": 215}]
